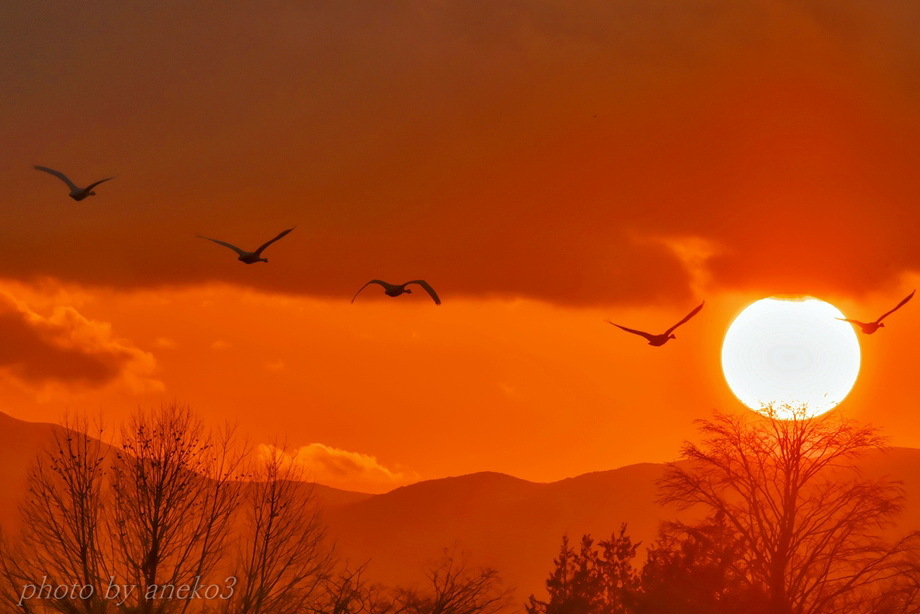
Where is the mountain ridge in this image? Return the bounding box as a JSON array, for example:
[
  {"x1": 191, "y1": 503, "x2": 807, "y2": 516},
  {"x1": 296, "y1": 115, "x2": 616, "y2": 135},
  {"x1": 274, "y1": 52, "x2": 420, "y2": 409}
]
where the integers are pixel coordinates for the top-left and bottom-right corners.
[{"x1": 1, "y1": 411, "x2": 919, "y2": 600}]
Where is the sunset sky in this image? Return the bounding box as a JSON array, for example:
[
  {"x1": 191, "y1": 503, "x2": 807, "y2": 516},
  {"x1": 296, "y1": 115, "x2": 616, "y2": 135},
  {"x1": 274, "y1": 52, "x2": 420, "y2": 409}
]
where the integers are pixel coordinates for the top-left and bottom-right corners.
[{"x1": 3, "y1": 1, "x2": 920, "y2": 492}]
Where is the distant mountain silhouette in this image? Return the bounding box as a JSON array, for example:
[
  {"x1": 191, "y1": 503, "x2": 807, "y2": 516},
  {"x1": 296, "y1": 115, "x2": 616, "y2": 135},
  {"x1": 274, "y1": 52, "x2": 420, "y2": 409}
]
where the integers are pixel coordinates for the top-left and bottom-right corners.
[
  {"x1": 1, "y1": 411, "x2": 919, "y2": 601},
  {"x1": 0, "y1": 412, "x2": 59, "y2": 532},
  {"x1": 325, "y1": 465, "x2": 673, "y2": 597},
  {"x1": 323, "y1": 451, "x2": 920, "y2": 598}
]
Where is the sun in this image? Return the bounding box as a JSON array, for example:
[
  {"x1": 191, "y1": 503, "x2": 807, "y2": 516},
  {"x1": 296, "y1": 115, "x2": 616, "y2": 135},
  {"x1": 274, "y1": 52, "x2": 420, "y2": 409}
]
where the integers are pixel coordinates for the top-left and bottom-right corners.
[{"x1": 721, "y1": 297, "x2": 861, "y2": 419}]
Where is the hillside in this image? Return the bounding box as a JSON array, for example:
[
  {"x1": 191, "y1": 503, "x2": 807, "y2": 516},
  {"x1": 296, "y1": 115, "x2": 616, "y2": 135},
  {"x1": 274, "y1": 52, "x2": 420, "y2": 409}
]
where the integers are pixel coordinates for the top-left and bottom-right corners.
[
  {"x1": 0, "y1": 411, "x2": 370, "y2": 531},
  {"x1": 1, "y1": 412, "x2": 919, "y2": 601}
]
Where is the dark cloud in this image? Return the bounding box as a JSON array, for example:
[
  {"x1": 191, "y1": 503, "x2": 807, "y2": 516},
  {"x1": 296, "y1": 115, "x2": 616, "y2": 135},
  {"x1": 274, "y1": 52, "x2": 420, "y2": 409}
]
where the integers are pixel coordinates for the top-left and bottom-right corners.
[
  {"x1": 2, "y1": 1, "x2": 920, "y2": 305},
  {"x1": 0, "y1": 293, "x2": 159, "y2": 391}
]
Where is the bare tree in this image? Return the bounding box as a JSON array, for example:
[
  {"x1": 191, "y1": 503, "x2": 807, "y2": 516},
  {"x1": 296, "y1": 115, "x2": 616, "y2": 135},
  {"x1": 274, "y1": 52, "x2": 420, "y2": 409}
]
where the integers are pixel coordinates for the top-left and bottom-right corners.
[
  {"x1": 228, "y1": 444, "x2": 333, "y2": 614},
  {"x1": 109, "y1": 403, "x2": 244, "y2": 614},
  {"x1": 310, "y1": 562, "x2": 395, "y2": 614},
  {"x1": 658, "y1": 404, "x2": 920, "y2": 614},
  {"x1": 0, "y1": 413, "x2": 109, "y2": 614},
  {"x1": 0, "y1": 407, "x2": 513, "y2": 614},
  {"x1": 397, "y1": 548, "x2": 512, "y2": 614}
]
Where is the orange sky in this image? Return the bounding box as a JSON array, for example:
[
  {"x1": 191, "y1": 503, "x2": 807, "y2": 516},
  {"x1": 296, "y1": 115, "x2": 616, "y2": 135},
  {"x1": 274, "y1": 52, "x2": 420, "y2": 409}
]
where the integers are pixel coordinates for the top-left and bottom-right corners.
[{"x1": 2, "y1": 1, "x2": 920, "y2": 492}]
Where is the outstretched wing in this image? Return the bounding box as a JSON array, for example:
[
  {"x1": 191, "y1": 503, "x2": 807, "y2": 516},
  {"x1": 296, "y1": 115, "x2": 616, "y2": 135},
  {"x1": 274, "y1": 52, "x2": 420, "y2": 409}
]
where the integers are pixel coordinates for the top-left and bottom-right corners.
[
  {"x1": 351, "y1": 280, "x2": 388, "y2": 303},
  {"x1": 197, "y1": 235, "x2": 247, "y2": 257},
  {"x1": 254, "y1": 227, "x2": 295, "y2": 256},
  {"x1": 34, "y1": 165, "x2": 79, "y2": 192},
  {"x1": 85, "y1": 176, "x2": 115, "y2": 191},
  {"x1": 876, "y1": 290, "x2": 915, "y2": 323},
  {"x1": 406, "y1": 280, "x2": 441, "y2": 305},
  {"x1": 664, "y1": 301, "x2": 705, "y2": 336},
  {"x1": 606, "y1": 321, "x2": 655, "y2": 342}
]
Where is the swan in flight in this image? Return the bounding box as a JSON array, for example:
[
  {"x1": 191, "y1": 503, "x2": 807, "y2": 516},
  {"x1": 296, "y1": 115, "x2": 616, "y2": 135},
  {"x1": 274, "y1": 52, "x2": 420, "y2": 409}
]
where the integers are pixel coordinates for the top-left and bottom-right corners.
[
  {"x1": 837, "y1": 290, "x2": 915, "y2": 334},
  {"x1": 197, "y1": 227, "x2": 295, "y2": 264},
  {"x1": 607, "y1": 301, "x2": 704, "y2": 346},
  {"x1": 352, "y1": 280, "x2": 441, "y2": 305},
  {"x1": 34, "y1": 166, "x2": 114, "y2": 201}
]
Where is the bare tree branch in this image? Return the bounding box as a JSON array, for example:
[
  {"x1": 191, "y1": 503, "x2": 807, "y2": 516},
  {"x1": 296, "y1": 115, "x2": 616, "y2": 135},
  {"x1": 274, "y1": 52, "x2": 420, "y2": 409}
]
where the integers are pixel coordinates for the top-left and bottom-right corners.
[{"x1": 658, "y1": 404, "x2": 920, "y2": 614}]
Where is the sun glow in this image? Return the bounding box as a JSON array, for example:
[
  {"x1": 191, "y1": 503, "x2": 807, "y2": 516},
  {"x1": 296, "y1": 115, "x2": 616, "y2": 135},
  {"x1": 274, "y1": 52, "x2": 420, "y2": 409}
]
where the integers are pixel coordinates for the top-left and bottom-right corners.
[{"x1": 721, "y1": 297, "x2": 861, "y2": 419}]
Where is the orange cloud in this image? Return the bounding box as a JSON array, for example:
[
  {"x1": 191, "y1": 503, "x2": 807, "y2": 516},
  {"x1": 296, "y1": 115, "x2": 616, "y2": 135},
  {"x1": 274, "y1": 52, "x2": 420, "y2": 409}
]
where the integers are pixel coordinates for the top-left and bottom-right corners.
[{"x1": 256, "y1": 443, "x2": 418, "y2": 494}]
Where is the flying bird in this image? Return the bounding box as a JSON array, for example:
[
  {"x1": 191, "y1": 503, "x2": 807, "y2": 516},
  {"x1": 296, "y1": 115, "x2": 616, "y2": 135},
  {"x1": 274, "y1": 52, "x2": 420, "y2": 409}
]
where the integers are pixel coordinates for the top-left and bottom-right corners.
[
  {"x1": 34, "y1": 166, "x2": 114, "y2": 201},
  {"x1": 837, "y1": 290, "x2": 915, "y2": 334},
  {"x1": 606, "y1": 301, "x2": 704, "y2": 347},
  {"x1": 352, "y1": 280, "x2": 441, "y2": 305},
  {"x1": 197, "y1": 227, "x2": 295, "y2": 264}
]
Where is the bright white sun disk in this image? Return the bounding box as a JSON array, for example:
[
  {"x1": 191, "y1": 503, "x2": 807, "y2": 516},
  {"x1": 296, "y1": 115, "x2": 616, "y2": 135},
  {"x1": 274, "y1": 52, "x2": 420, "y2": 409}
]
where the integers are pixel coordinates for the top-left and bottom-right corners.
[{"x1": 721, "y1": 297, "x2": 860, "y2": 419}]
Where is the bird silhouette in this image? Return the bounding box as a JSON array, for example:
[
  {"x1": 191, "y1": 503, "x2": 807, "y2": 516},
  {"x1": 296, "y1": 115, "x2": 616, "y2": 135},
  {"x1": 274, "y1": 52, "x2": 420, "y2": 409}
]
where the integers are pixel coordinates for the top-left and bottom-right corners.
[
  {"x1": 837, "y1": 290, "x2": 915, "y2": 334},
  {"x1": 197, "y1": 227, "x2": 295, "y2": 264},
  {"x1": 607, "y1": 301, "x2": 704, "y2": 346},
  {"x1": 34, "y1": 165, "x2": 114, "y2": 201},
  {"x1": 352, "y1": 280, "x2": 441, "y2": 305}
]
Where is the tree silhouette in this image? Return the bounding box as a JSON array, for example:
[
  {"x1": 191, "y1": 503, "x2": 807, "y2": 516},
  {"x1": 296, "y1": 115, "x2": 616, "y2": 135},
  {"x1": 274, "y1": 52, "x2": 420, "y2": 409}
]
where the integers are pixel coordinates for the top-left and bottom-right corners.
[
  {"x1": 658, "y1": 404, "x2": 920, "y2": 614},
  {"x1": 226, "y1": 444, "x2": 334, "y2": 614},
  {"x1": 397, "y1": 548, "x2": 512, "y2": 614},
  {"x1": 629, "y1": 515, "x2": 768, "y2": 614},
  {"x1": 0, "y1": 406, "x2": 518, "y2": 614},
  {"x1": 526, "y1": 526, "x2": 639, "y2": 614},
  {"x1": 109, "y1": 403, "x2": 244, "y2": 614},
  {"x1": 311, "y1": 562, "x2": 390, "y2": 614},
  {"x1": 0, "y1": 413, "x2": 109, "y2": 614}
]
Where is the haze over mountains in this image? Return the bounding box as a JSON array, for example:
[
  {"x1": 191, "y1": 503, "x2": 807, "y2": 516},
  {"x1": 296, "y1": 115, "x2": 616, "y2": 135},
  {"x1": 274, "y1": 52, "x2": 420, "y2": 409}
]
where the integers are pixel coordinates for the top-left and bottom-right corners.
[{"x1": 1, "y1": 411, "x2": 918, "y2": 600}]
